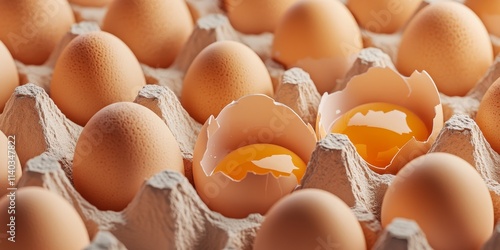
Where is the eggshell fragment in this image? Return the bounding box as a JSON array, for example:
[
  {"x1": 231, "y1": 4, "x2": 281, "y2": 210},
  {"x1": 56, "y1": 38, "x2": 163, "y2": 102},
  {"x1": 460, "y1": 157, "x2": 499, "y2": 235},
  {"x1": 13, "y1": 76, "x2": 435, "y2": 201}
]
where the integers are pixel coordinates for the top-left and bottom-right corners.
[
  {"x1": 0, "y1": 187, "x2": 89, "y2": 250},
  {"x1": 253, "y1": 189, "x2": 366, "y2": 250},
  {"x1": 317, "y1": 67, "x2": 443, "y2": 174},
  {"x1": 193, "y1": 94, "x2": 316, "y2": 218},
  {"x1": 50, "y1": 31, "x2": 146, "y2": 126},
  {"x1": 0, "y1": 0, "x2": 75, "y2": 65},
  {"x1": 0, "y1": 40, "x2": 18, "y2": 112},
  {"x1": 102, "y1": 0, "x2": 193, "y2": 68},
  {"x1": 396, "y1": 1, "x2": 493, "y2": 96},
  {"x1": 73, "y1": 102, "x2": 184, "y2": 211}
]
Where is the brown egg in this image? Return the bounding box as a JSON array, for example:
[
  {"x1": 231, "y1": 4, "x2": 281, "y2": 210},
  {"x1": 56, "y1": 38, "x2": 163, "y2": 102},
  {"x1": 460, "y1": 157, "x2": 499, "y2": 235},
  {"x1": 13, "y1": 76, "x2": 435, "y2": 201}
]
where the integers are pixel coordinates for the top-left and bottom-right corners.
[
  {"x1": 73, "y1": 102, "x2": 184, "y2": 211},
  {"x1": 476, "y1": 77, "x2": 500, "y2": 153},
  {"x1": 0, "y1": 187, "x2": 89, "y2": 250},
  {"x1": 0, "y1": 131, "x2": 21, "y2": 197},
  {"x1": 272, "y1": 0, "x2": 363, "y2": 94},
  {"x1": 346, "y1": 0, "x2": 422, "y2": 34},
  {"x1": 0, "y1": 0, "x2": 75, "y2": 65},
  {"x1": 50, "y1": 31, "x2": 146, "y2": 126},
  {"x1": 396, "y1": 1, "x2": 493, "y2": 96},
  {"x1": 102, "y1": 0, "x2": 193, "y2": 68},
  {"x1": 222, "y1": 0, "x2": 298, "y2": 34},
  {"x1": 181, "y1": 41, "x2": 273, "y2": 124},
  {"x1": 465, "y1": 0, "x2": 500, "y2": 38},
  {"x1": 253, "y1": 189, "x2": 366, "y2": 250},
  {"x1": 68, "y1": 0, "x2": 111, "y2": 7},
  {"x1": 381, "y1": 153, "x2": 494, "y2": 250},
  {"x1": 0, "y1": 40, "x2": 18, "y2": 112}
]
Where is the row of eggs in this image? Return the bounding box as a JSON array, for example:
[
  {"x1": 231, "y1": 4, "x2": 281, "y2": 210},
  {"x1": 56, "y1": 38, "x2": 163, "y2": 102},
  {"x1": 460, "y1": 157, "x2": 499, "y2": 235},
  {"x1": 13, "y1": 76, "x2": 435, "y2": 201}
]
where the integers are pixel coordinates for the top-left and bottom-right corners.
[{"x1": 0, "y1": 0, "x2": 500, "y2": 249}]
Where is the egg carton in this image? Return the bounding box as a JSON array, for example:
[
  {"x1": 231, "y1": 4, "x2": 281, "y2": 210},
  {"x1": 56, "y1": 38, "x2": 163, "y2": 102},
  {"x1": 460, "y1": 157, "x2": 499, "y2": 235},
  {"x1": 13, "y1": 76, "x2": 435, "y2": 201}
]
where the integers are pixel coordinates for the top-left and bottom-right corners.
[{"x1": 2, "y1": 0, "x2": 500, "y2": 249}]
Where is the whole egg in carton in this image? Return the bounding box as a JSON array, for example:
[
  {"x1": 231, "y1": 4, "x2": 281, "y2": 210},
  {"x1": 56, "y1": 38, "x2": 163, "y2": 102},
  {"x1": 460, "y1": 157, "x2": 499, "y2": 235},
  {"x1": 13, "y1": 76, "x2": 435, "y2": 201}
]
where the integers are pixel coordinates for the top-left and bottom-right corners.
[{"x1": 2, "y1": 0, "x2": 500, "y2": 250}]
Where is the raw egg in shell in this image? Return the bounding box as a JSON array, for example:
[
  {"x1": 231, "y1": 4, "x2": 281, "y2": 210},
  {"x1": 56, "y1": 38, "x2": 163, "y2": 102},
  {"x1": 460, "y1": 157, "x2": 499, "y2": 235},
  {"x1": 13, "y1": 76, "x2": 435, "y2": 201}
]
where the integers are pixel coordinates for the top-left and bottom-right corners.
[
  {"x1": 193, "y1": 94, "x2": 316, "y2": 218},
  {"x1": 317, "y1": 67, "x2": 443, "y2": 174}
]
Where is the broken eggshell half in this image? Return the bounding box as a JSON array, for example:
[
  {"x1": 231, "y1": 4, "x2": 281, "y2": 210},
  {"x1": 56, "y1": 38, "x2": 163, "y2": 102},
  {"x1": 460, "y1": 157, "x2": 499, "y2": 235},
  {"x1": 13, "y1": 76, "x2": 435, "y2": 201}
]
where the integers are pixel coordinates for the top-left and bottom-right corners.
[
  {"x1": 316, "y1": 67, "x2": 443, "y2": 174},
  {"x1": 193, "y1": 94, "x2": 316, "y2": 219}
]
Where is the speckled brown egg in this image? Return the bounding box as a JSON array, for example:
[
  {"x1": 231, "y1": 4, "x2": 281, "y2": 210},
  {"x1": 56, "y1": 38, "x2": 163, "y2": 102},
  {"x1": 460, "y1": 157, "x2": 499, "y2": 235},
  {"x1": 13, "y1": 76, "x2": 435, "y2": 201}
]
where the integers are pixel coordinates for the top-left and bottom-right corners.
[
  {"x1": 0, "y1": 40, "x2": 18, "y2": 112},
  {"x1": 222, "y1": 0, "x2": 298, "y2": 34},
  {"x1": 465, "y1": 0, "x2": 500, "y2": 38},
  {"x1": 181, "y1": 40, "x2": 273, "y2": 123},
  {"x1": 347, "y1": 0, "x2": 422, "y2": 34},
  {"x1": 253, "y1": 189, "x2": 366, "y2": 250},
  {"x1": 381, "y1": 153, "x2": 494, "y2": 250},
  {"x1": 396, "y1": 1, "x2": 493, "y2": 96},
  {"x1": 476, "y1": 77, "x2": 500, "y2": 153},
  {"x1": 272, "y1": 0, "x2": 363, "y2": 94},
  {"x1": 50, "y1": 31, "x2": 146, "y2": 126},
  {"x1": 72, "y1": 102, "x2": 184, "y2": 211},
  {"x1": 102, "y1": 0, "x2": 193, "y2": 68},
  {"x1": 0, "y1": 0, "x2": 75, "y2": 65},
  {"x1": 0, "y1": 187, "x2": 89, "y2": 250}
]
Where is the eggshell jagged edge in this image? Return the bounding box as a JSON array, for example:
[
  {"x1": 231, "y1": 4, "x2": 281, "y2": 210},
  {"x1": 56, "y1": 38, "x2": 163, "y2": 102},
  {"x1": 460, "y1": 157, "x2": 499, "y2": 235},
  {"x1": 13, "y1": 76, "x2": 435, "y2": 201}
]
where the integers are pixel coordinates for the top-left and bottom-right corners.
[
  {"x1": 316, "y1": 67, "x2": 443, "y2": 174},
  {"x1": 193, "y1": 94, "x2": 316, "y2": 215}
]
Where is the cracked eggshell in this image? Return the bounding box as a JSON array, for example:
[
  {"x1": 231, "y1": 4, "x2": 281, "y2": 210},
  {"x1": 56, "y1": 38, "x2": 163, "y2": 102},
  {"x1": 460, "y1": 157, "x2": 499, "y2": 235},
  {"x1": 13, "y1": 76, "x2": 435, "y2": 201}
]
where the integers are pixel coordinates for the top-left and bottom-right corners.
[
  {"x1": 193, "y1": 94, "x2": 316, "y2": 219},
  {"x1": 316, "y1": 67, "x2": 443, "y2": 174},
  {"x1": 0, "y1": 40, "x2": 18, "y2": 112}
]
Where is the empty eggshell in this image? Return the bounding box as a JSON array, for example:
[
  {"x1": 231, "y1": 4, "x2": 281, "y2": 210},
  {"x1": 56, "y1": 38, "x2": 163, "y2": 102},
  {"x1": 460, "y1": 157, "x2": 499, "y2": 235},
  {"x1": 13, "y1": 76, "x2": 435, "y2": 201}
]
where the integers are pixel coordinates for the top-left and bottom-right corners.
[
  {"x1": 346, "y1": 0, "x2": 422, "y2": 34},
  {"x1": 253, "y1": 189, "x2": 366, "y2": 250},
  {"x1": 50, "y1": 31, "x2": 146, "y2": 126},
  {"x1": 193, "y1": 94, "x2": 316, "y2": 218},
  {"x1": 73, "y1": 102, "x2": 184, "y2": 211},
  {"x1": 0, "y1": 130, "x2": 21, "y2": 197},
  {"x1": 0, "y1": 40, "x2": 18, "y2": 112},
  {"x1": 102, "y1": 0, "x2": 193, "y2": 68},
  {"x1": 222, "y1": 0, "x2": 298, "y2": 34},
  {"x1": 272, "y1": 0, "x2": 363, "y2": 93},
  {"x1": 317, "y1": 67, "x2": 443, "y2": 174},
  {"x1": 396, "y1": 1, "x2": 493, "y2": 96},
  {"x1": 181, "y1": 40, "x2": 274, "y2": 124},
  {"x1": 0, "y1": 187, "x2": 90, "y2": 250},
  {"x1": 0, "y1": 0, "x2": 75, "y2": 65},
  {"x1": 381, "y1": 153, "x2": 494, "y2": 250}
]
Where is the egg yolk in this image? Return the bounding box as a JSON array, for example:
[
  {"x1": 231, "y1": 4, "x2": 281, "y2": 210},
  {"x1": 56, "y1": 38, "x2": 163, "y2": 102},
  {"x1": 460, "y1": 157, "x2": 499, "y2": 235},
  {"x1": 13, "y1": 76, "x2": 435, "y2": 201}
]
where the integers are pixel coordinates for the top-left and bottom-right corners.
[
  {"x1": 213, "y1": 144, "x2": 306, "y2": 182},
  {"x1": 331, "y1": 102, "x2": 429, "y2": 168}
]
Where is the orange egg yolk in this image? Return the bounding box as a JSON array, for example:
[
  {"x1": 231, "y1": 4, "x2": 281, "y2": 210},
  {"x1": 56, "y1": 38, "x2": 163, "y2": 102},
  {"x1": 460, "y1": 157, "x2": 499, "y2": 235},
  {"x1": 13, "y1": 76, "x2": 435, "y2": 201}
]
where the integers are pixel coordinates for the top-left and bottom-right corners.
[
  {"x1": 331, "y1": 102, "x2": 429, "y2": 168},
  {"x1": 213, "y1": 143, "x2": 306, "y2": 182}
]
